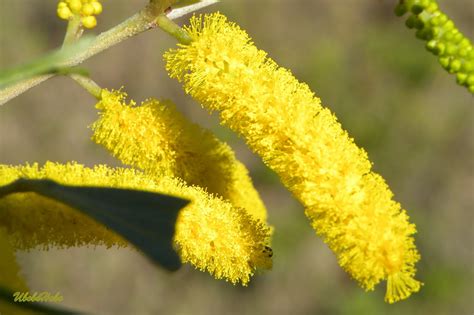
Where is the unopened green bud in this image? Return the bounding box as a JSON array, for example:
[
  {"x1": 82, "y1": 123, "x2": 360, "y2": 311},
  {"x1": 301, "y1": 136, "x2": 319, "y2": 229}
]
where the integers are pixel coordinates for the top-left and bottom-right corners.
[
  {"x1": 431, "y1": 27, "x2": 440, "y2": 38},
  {"x1": 419, "y1": 0, "x2": 430, "y2": 7},
  {"x1": 467, "y1": 74, "x2": 474, "y2": 86},
  {"x1": 411, "y1": 5, "x2": 424, "y2": 15},
  {"x1": 458, "y1": 47, "x2": 469, "y2": 58},
  {"x1": 426, "y1": 40, "x2": 438, "y2": 52},
  {"x1": 416, "y1": 28, "x2": 433, "y2": 40},
  {"x1": 430, "y1": 16, "x2": 439, "y2": 26},
  {"x1": 436, "y1": 42, "x2": 446, "y2": 55},
  {"x1": 414, "y1": 18, "x2": 425, "y2": 29},
  {"x1": 456, "y1": 73, "x2": 468, "y2": 85},
  {"x1": 443, "y1": 20, "x2": 454, "y2": 31},
  {"x1": 462, "y1": 61, "x2": 474, "y2": 72},
  {"x1": 439, "y1": 57, "x2": 451, "y2": 69},
  {"x1": 395, "y1": 3, "x2": 408, "y2": 16},
  {"x1": 443, "y1": 30, "x2": 455, "y2": 41},
  {"x1": 437, "y1": 13, "x2": 448, "y2": 25},
  {"x1": 449, "y1": 59, "x2": 462, "y2": 73},
  {"x1": 452, "y1": 33, "x2": 464, "y2": 44},
  {"x1": 426, "y1": 2, "x2": 439, "y2": 13},
  {"x1": 406, "y1": 15, "x2": 418, "y2": 29},
  {"x1": 395, "y1": 0, "x2": 473, "y2": 93},
  {"x1": 446, "y1": 43, "x2": 458, "y2": 55},
  {"x1": 458, "y1": 38, "x2": 470, "y2": 48}
]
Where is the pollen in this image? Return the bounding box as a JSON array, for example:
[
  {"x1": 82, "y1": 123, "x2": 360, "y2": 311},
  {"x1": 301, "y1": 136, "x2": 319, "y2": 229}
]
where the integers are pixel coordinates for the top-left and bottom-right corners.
[
  {"x1": 92, "y1": 89, "x2": 268, "y2": 222},
  {"x1": 56, "y1": 0, "x2": 102, "y2": 29},
  {"x1": 165, "y1": 12, "x2": 422, "y2": 302},
  {"x1": 0, "y1": 161, "x2": 271, "y2": 284}
]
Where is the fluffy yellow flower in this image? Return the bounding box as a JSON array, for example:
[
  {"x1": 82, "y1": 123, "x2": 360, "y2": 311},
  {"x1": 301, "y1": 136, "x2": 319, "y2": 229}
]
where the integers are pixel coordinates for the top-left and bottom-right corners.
[
  {"x1": 0, "y1": 162, "x2": 271, "y2": 284},
  {"x1": 0, "y1": 163, "x2": 127, "y2": 249},
  {"x1": 174, "y1": 180, "x2": 272, "y2": 284},
  {"x1": 91, "y1": 89, "x2": 267, "y2": 222},
  {"x1": 57, "y1": 0, "x2": 102, "y2": 29},
  {"x1": 165, "y1": 13, "x2": 421, "y2": 302}
]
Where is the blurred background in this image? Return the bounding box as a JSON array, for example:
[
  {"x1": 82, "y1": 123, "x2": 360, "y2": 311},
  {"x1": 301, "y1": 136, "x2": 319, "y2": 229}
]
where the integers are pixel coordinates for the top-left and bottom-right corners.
[{"x1": 0, "y1": 0, "x2": 473, "y2": 314}]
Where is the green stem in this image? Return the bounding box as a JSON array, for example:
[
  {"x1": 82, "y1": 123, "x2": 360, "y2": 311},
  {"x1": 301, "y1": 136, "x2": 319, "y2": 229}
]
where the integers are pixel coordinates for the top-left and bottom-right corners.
[
  {"x1": 62, "y1": 15, "x2": 83, "y2": 47},
  {"x1": 70, "y1": 74, "x2": 102, "y2": 99},
  {"x1": 61, "y1": 15, "x2": 102, "y2": 100},
  {"x1": 0, "y1": 38, "x2": 93, "y2": 88},
  {"x1": 156, "y1": 14, "x2": 192, "y2": 45},
  {"x1": 0, "y1": 1, "x2": 172, "y2": 106}
]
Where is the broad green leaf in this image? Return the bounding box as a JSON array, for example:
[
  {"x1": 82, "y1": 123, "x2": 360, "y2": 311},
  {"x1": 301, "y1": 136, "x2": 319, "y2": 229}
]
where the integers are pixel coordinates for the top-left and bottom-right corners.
[{"x1": 0, "y1": 179, "x2": 189, "y2": 271}]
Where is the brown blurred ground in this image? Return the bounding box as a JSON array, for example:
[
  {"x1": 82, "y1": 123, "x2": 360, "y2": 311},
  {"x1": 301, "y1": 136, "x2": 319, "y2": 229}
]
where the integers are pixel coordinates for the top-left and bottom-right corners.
[{"x1": 0, "y1": 0, "x2": 473, "y2": 314}]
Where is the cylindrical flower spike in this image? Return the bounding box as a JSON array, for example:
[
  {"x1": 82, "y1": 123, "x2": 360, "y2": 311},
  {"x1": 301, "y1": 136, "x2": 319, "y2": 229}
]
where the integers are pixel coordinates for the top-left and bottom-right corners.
[
  {"x1": 57, "y1": 0, "x2": 102, "y2": 29},
  {"x1": 0, "y1": 163, "x2": 126, "y2": 249},
  {"x1": 91, "y1": 89, "x2": 268, "y2": 222},
  {"x1": 395, "y1": 0, "x2": 474, "y2": 93},
  {"x1": 165, "y1": 13, "x2": 422, "y2": 303},
  {"x1": 0, "y1": 162, "x2": 271, "y2": 284}
]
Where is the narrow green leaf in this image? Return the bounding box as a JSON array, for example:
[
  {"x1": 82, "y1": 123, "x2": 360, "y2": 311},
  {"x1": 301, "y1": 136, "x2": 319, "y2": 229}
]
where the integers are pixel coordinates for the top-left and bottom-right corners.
[
  {"x1": 0, "y1": 286, "x2": 87, "y2": 315},
  {"x1": 0, "y1": 179, "x2": 189, "y2": 271},
  {"x1": 0, "y1": 37, "x2": 94, "y2": 88}
]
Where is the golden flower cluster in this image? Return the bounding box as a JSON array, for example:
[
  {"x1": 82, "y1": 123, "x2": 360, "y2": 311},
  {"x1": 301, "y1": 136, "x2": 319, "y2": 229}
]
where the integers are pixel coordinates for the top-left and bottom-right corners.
[
  {"x1": 0, "y1": 161, "x2": 272, "y2": 284},
  {"x1": 164, "y1": 13, "x2": 422, "y2": 303},
  {"x1": 57, "y1": 0, "x2": 102, "y2": 29}
]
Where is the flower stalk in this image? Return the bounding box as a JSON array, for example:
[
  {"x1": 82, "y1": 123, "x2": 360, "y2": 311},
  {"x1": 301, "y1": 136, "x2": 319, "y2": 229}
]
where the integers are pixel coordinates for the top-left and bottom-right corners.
[
  {"x1": 70, "y1": 73, "x2": 102, "y2": 99},
  {"x1": 0, "y1": 162, "x2": 272, "y2": 284},
  {"x1": 156, "y1": 14, "x2": 192, "y2": 45},
  {"x1": 62, "y1": 15, "x2": 83, "y2": 48},
  {"x1": 0, "y1": 0, "x2": 218, "y2": 106}
]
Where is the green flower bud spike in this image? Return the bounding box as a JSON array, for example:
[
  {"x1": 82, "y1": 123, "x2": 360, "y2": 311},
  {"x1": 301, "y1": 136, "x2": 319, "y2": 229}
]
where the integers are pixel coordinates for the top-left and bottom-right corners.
[{"x1": 395, "y1": 0, "x2": 474, "y2": 94}]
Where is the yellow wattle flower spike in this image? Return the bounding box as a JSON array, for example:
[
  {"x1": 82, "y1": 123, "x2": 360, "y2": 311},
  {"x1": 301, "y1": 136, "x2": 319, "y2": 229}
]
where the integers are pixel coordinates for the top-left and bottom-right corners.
[
  {"x1": 164, "y1": 13, "x2": 422, "y2": 303},
  {"x1": 91, "y1": 89, "x2": 267, "y2": 222},
  {"x1": 0, "y1": 162, "x2": 271, "y2": 284},
  {"x1": 56, "y1": 0, "x2": 102, "y2": 29}
]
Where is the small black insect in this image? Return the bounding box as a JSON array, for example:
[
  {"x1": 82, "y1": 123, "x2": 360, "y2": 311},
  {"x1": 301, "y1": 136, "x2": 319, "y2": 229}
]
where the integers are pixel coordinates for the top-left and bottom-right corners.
[{"x1": 262, "y1": 245, "x2": 273, "y2": 258}]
